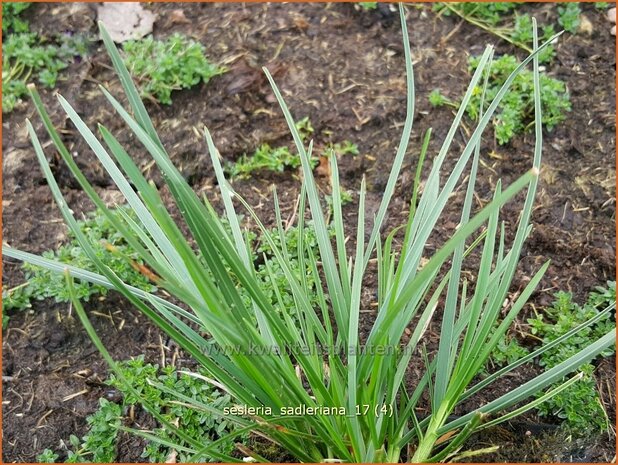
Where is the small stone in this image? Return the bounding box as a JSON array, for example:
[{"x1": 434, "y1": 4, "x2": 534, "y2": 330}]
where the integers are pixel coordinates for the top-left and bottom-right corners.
[
  {"x1": 578, "y1": 15, "x2": 593, "y2": 35},
  {"x1": 96, "y1": 3, "x2": 156, "y2": 43}
]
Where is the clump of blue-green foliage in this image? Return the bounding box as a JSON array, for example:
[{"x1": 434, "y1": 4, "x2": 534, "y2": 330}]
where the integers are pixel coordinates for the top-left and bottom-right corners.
[
  {"x1": 2, "y1": 2, "x2": 90, "y2": 113},
  {"x1": 29, "y1": 212, "x2": 331, "y2": 462}
]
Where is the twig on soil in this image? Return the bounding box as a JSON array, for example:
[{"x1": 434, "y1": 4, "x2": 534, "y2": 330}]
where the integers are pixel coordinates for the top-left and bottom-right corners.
[
  {"x1": 440, "y1": 19, "x2": 465, "y2": 46},
  {"x1": 35, "y1": 409, "x2": 54, "y2": 428},
  {"x1": 439, "y1": 3, "x2": 533, "y2": 54},
  {"x1": 171, "y1": 347, "x2": 179, "y2": 367},
  {"x1": 284, "y1": 192, "x2": 302, "y2": 232},
  {"x1": 62, "y1": 388, "x2": 89, "y2": 402},
  {"x1": 4, "y1": 328, "x2": 30, "y2": 340},
  {"x1": 5, "y1": 282, "x2": 29, "y2": 295},
  {"x1": 92, "y1": 310, "x2": 116, "y2": 328},
  {"x1": 27, "y1": 388, "x2": 35, "y2": 412},
  {"x1": 271, "y1": 40, "x2": 286, "y2": 61},
  {"x1": 351, "y1": 107, "x2": 370, "y2": 125},
  {"x1": 335, "y1": 83, "x2": 358, "y2": 95},
  {"x1": 251, "y1": 186, "x2": 268, "y2": 204},
  {"x1": 159, "y1": 333, "x2": 168, "y2": 367}
]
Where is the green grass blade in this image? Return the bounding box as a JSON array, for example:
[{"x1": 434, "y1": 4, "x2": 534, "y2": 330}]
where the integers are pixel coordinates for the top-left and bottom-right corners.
[
  {"x1": 65, "y1": 272, "x2": 208, "y2": 452},
  {"x1": 480, "y1": 373, "x2": 584, "y2": 430},
  {"x1": 56, "y1": 96, "x2": 192, "y2": 288},
  {"x1": 261, "y1": 75, "x2": 349, "y2": 342},
  {"x1": 460, "y1": 302, "x2": 614, "y2": 404},
  {"x1": 442, "y1": 330, "x2": 616, "y2": 433},
  {"x1": 2, "y1": 246, "x2": 201, "y2": 323},
  {"x1": 426, "y1": 412, "x2": 483, "y2": 463},
  {"x1": 204, "y1": 127, "x2": 251, "y2": 265},
  {"x1": 361, "y1": 3, "x2": 415, "y2": 270},
  {"x1": 369, "y1": 168, "x2": 537, "y2": 350},
  {"x1": 27, "y1": 86, "x2": 172, "y2": 284},
  {"x1": 433, "y1": 50, "x2": 492, "y2": 408},
  {"x1": 330, "y1": 153, "x2": 352, "y2": 306},
  {"x1": 98, "y1": 21, "x2": 162, "y2": 147},
  {"x1": 347, "y1": 177, "x2": 367, "y2": 459},
  {"x1": 206, "y1": 125, "x2": 275, "y2": 344}
]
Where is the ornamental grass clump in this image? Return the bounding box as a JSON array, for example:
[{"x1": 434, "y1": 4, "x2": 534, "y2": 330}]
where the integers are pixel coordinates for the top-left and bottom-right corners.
[{"x1": 4, "y1": 6, "x2": 615, "y2": 463}]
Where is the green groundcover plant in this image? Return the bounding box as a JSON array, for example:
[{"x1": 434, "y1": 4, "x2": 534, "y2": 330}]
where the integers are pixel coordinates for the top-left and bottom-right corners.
[
  {"x1": 466, "y1": 54, "x2": 570, "y2": 144},
  {"x1": 4, "y1": 6, "x2": 615, "y2": 463},
  {"x1": 430, "y1": 54, "x2": 571, "y2": 145},
  {"x1": 226, "y1": 115, "x2": 359, "y2": 180},
  {"x1": 2, "y1": 2, "x2": 90, "y2": 113},
  {"x1": 489, "y1": 283, "x2": 616, "y2": 432},
  {"x1": 528, "y1": 284, "x2": 616, "y2": 431},
  {"x1": 433, "y1": 3, "x2": 557, "y2": 63},
  {"x1": 2, "y1": 2, "x2": 31, "y2": 34},
  {"x1": 37, "y1": 357, "x2": 244, "y2": 463},
  {"x1": 2, "y1": 206, "x2": 156, "y2": 317},
  {"x1": 122, "y1": 33, "x2": 223, "y2": 105}
]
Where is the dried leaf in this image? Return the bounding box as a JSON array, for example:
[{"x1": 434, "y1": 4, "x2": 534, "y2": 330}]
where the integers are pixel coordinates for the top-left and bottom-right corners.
[
  {"x1": 293, "y1": 15, "x2": 310, "y2": 32},
  {"x1": 223, "y1": 60, "x2": 262, "y2": 96},
  {"x1": 169, "y1": 9, "x2": 191, "y2": 25},
  {"x1": 315, "y1": 156, "x2": 331, "y2": 178},
  {"x1": 435, "y1": 429, "x2": 458, "y2": 446}
]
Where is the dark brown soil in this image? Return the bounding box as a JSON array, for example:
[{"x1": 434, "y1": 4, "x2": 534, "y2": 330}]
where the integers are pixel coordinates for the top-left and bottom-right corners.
[{"x1": 2, "y1": 2, "x2": 615, "y2": 463}]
